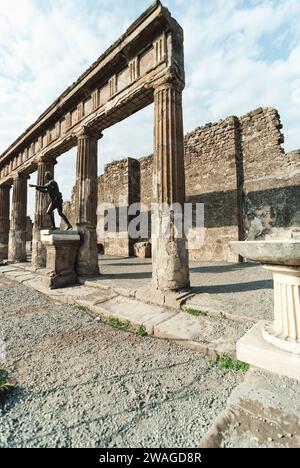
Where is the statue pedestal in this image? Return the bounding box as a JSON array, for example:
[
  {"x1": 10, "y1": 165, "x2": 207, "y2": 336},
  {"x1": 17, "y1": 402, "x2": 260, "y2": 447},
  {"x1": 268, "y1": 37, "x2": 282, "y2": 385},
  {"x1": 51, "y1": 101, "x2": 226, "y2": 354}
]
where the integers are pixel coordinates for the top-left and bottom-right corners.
[
  {"x1": 230, "y1": 241, "x2": 300, "y2": 381},
  {"x1": 237, "y1": 264, "x2": 300, "y2": 381},
  {"x1": 41, "y1": 230, "x2": 80, "y2": 289}
]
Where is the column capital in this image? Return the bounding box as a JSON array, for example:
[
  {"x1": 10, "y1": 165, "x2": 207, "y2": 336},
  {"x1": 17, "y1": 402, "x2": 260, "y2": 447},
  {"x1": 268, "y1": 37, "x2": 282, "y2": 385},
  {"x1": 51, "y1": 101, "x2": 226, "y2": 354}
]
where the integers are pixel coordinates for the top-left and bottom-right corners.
[
  {"x1": 0, "y1": 181, "x2": 12, "y2": 189},
  {"x1": 36, "y1": 154, "x2": 57, "y2": 166},
  {"x1": 77, "y1": 126, "x2": 103, "y2": 140},
  {"x1": 12, "y1": 171, "x2": 30, "y2": 181},
  {"x1": 151, "y1": 70, "x2": 185, "y2": 94}
]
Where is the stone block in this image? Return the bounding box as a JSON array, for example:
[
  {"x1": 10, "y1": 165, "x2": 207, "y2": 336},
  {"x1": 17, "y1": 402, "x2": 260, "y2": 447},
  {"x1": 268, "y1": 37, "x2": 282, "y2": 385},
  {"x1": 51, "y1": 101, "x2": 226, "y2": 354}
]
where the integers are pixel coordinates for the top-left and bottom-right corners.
[
  {"x1": 41, "y1": 230, "x2": 80, "y2": 289},
  {"x1": 134, "y1": 241, "x2": 152, "y2": 258},
  {"x1": 237, "y1": 322, "x2": 300, "y2": 381}
]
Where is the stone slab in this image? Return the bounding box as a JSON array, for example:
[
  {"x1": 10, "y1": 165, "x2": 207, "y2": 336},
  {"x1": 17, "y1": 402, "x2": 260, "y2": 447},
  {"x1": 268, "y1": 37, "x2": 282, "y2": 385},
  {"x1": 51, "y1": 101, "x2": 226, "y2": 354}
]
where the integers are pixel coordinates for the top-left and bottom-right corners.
[
  {"x1": 18, "y1": 274, "x2": 38, "y2": 284},
  {"x1": 237, "y1": 322, "x2": 300, "y2": 381},
  {"x1": 154, "y1": 312, "x2": 249, "y2": 357},
  {"x1": 41, "y1": 231, "x2": 80, "y2": 243},
  {"x1": 0, "y1": 266, "x2": 19, "y2": 273},
  {"x1": 200, "y1": 367, "x2": 300, "y2": 448},
  {"x1": 90, "y1": 295, "x2": 178, "y2": 335}
]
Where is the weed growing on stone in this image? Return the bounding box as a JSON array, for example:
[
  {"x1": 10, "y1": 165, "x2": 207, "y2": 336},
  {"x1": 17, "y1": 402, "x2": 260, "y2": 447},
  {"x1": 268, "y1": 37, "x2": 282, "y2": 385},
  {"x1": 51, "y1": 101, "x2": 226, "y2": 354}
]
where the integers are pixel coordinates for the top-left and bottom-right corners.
[
  {"x1": 217, "y1": 354, "x2": 249, "y2": 373},
  {"x1": 106, "y1": 317, "x2": 130, "y2": 330},
  {"x1": 136, "y1": 325, "x2": 148, "y2": 337},
  {"x1": 184, "y1": 308, "x2": 207, "y2": 317}
]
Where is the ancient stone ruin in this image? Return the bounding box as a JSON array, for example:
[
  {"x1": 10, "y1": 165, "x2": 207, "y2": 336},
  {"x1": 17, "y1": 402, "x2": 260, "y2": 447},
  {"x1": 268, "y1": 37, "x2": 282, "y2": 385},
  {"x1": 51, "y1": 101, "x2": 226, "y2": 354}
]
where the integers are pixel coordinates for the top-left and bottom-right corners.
[
  {"x1": 0, "y1": 1, "x2": 190, "y2": 291},
  {"x1": 64, "y1": 107, "x2": 300, "y2": 262}
]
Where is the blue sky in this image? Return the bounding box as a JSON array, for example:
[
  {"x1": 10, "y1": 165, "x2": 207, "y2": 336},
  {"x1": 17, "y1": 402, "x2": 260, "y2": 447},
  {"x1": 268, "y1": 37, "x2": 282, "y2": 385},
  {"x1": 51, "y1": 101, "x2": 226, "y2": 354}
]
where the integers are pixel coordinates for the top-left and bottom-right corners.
[{"x1": 0, "y1": 0, "x2": 300, "y2": 218}]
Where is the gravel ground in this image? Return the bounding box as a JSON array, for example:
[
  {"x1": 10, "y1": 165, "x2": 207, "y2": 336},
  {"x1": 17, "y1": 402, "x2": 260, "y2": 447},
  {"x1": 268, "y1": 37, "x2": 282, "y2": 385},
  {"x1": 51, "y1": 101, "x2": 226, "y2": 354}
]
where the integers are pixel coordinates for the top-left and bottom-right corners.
[{"x1": 0, "y1": 276, "x2": 245, "y2": 448}]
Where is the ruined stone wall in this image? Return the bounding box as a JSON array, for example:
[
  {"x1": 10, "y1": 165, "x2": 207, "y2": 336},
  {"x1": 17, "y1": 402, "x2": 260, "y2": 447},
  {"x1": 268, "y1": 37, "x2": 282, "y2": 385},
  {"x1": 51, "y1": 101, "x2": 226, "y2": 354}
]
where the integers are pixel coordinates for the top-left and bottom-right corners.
[
  {"x1": 96, "y1": 157, "x2": 140, "y2": 256},
  {"x1": 184, "y1": 116, "x2": 241, "y2": 262},
  {"x1": 240, "y1": 108, "x2": 300, "y2": 238}
]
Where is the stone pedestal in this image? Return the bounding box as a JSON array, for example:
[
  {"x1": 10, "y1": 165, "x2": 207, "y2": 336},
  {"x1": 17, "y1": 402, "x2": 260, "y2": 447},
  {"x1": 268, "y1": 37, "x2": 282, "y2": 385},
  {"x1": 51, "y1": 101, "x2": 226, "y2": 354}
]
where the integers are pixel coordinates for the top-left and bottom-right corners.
[
  {"x1": 41, "y1": 230, "x2": 80, "y2": 289},
  {"x1": 134, "y1": 241, "x2": 152, "y2": 259},
  {"x1": 237, "y1": 264, "x2": 300, "y2": 381},
  {"x1": 8, "y1": 174, "x2": 28, "y2": 262},
  {"x1": 0, "y1": 184, "x2": 10, "y2": 263},
  {"x1": 32, "y1": 157, "x2": 56, "y2": 268},
  {"x1": 152, "y1": 78, "x2": 190, "y2": 291},
  {"x1": 75, "y1": 127, "x2": 100, "y2": 276}
]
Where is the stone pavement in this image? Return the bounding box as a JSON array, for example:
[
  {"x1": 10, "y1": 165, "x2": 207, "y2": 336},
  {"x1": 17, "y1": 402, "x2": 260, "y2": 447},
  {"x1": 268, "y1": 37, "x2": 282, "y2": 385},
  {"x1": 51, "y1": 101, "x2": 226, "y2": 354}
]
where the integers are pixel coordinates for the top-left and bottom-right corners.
[
  {"x1": 200, "y1": 367, "x2": 300, "y2": 448},
  {"x1": 91, "y1": 257, "x2": 274, "y2": 323},
  {"x1": 0, "y1": 256, "x2": 274, "y2": 358}
]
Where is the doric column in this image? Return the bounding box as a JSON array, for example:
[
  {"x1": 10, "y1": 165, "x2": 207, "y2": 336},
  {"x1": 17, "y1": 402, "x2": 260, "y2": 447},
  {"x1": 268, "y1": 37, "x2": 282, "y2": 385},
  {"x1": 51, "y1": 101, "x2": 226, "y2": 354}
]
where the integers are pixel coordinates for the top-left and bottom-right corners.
[
  {"x1": 8, "y1": 173, "x2": 28, "y2": 262},
  {"x1": 0, "y1": 184, "x2": 11, "y2": 262},
  {"x1": 152, "y1": 76, "x2": 190, "y2": 290},
  {"x1": 75, "y1": 127, "x2": 101, "y2": 276},
  {"x1": 32, "y1": 156, "x2": 57, "y2": 268}
]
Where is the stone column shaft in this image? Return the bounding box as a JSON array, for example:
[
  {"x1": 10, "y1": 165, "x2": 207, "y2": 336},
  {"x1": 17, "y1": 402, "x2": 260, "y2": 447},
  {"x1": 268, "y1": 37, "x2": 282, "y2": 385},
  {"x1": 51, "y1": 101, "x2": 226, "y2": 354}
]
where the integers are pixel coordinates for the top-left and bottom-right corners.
[
  {"x1": 8, "y1": 174, "x2": 28, "y2": 262},
  {"x1": 152, "y1": 80, "x2": 190, "y2": 290},
  {"x1": 262, "y1": 265, "x2": 300, "y2": 354},
  {"x1": 75, "y1": 128, "x2": 100, "y2": 276},
  {"x1": 32, "y1": 158, "x2": 56, "y2": 268},
  {"x1": 0, "y1": 184, "x2": 11, "y2": 262}
]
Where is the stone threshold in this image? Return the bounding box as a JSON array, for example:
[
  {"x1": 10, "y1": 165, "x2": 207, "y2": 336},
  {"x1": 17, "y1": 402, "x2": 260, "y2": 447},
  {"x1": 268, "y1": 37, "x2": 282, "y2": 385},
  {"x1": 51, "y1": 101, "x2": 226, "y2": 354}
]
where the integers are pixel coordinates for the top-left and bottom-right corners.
[{"x1": 0, "y1": 264, "x2": 250, "y2": 358}]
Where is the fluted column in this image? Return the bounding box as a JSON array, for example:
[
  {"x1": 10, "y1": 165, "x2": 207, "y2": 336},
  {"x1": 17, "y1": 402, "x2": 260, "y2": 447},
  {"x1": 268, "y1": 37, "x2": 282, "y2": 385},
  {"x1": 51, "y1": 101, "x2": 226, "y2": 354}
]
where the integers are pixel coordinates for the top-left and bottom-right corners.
[
  {"x1": 8, "y1": 173, "x2": 28, "y2": 262},
  {"x1": 152, "y1": 77, "x2": 190, "y2": 290},
  {"x1": 75, "y1": 127, "x2": 101, "y2": 276},
  {"x1": 32, "y1": 157, "x2": 56, "y2": 268},
  {"x1": 0, "y1": 184, "x2": 11, "y2": 262},
  {"x1": 262, "y1": 265, "x2": 300, "y2": 354}
]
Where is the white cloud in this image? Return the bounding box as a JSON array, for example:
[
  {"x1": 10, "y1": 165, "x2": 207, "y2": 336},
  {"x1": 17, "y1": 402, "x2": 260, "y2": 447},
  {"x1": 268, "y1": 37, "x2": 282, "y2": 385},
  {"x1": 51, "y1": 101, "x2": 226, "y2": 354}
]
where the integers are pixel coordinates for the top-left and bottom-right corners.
[{"x1": 0, "y1": 0, "x2": 300, "y2": 219}]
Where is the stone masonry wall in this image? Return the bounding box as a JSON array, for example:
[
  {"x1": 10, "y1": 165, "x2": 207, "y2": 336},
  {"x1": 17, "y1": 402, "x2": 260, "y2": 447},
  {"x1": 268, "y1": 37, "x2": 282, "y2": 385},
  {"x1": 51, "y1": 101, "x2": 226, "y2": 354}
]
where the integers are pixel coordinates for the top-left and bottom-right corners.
[
  {"x1": 184, "y1": 116, "x2": 241, "y2": 262},
  {"x1": 64, "y1": 107, "x2": 300, "y2": 262},
  {"x1": 240, "y1": 108, "x2": 300, "y2": 239},
  {"x1": 96, "y1": 157, "x2": 140, "y2": 256}
]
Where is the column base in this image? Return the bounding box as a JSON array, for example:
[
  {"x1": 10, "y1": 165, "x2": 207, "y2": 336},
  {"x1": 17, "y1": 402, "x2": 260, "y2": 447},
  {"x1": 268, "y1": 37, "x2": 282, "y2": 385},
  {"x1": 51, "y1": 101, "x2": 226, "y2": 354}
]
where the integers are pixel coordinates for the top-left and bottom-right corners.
[
  {"x1": 262, "y1": 322, "x2": 300, "y2": 355},
  {"x1": 152, "y1": 237, "x2": 190, "y2": 291},
  {"x1": 0, "y1": 243, "x2": 8, "y2": 263},
  {"x1": 76, "y1": 225, "x2": 100, "y2": 276},
  {"x1": 237, "y1": 321, "x2": 300, "y2": 381},
  {"x1": 32, "y1": 238, "x2": 47, "y2": 269}
]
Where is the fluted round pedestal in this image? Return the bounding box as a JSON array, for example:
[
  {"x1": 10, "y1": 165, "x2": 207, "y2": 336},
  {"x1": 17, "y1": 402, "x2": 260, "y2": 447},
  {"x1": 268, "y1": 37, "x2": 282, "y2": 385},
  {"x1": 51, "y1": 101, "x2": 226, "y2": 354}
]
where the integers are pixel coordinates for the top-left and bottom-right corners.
[{"x1": 262, "y1": 265, "x2": 300, "y2": 354}]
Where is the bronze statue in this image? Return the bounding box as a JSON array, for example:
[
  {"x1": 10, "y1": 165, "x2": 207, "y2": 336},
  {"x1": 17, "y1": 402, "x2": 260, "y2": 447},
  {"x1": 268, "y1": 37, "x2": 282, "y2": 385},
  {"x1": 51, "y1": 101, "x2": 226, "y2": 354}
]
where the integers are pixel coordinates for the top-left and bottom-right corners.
[{"x1": 30, "y1": 172, "x2": 72, "y2": 231}]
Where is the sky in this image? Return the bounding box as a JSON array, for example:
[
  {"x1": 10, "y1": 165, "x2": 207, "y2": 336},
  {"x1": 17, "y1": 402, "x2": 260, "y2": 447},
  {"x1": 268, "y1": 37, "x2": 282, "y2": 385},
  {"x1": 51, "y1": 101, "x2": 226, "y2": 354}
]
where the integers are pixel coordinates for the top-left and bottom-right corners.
[{"x1": 0, "y1": 0, "x2": 300, "y2": 218}]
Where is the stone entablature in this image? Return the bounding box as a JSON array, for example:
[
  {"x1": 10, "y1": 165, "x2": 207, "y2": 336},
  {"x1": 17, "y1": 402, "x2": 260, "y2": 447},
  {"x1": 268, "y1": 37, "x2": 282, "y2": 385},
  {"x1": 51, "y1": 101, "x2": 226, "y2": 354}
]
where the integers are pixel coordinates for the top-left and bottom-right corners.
[{"x1": 0, "y1": 1, "x2": 183, "y2": 187}]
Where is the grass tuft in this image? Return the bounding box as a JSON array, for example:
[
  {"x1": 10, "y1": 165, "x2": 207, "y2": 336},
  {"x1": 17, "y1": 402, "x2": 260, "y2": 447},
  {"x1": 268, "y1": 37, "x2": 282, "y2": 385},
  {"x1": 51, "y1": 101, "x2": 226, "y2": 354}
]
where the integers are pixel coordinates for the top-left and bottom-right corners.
[
  {"x1": 217, "y1": 354, "x2": 249, "y2": 373},
  {"x1": 184, "y1": 308, "x2": 207, "y2": 317},
  {"x1": 106, "y1": 316, "x2": 130, "y2": 330},
  {"x1": 136, "y1": 325, "x2": 148, "y2": 337}
]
